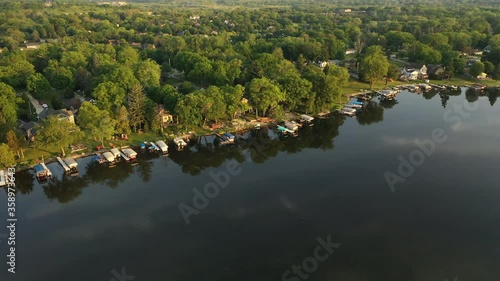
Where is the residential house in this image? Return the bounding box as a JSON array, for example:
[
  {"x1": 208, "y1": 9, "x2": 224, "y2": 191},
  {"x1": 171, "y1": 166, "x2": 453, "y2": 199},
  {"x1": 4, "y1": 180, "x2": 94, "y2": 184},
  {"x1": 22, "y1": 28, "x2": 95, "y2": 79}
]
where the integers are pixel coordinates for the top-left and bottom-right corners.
[
  {"x1": 24, "y1": 42, "x2": 41, "y2": 50},
  {"x1": 483, "y1": 45, "x2": 492, "y2": 53},
  {"x1": 427, "y1": 65, "x2": 446, "y2": 79},
  {"x1": 18, "y1": 120, "x2": 39, "y2": 142},
  {"x1": 345, "y1": 49, "x2": 356, "y2": 55},
  {"x1": 477, "y1": 72, "x2": 488, "y2": 80},
  {"x1": 39, "y1": 108, "x2": 75, "y2": 123},
  {"x1": 402, "y1": 64, "x2": 428, "y2": 80}
]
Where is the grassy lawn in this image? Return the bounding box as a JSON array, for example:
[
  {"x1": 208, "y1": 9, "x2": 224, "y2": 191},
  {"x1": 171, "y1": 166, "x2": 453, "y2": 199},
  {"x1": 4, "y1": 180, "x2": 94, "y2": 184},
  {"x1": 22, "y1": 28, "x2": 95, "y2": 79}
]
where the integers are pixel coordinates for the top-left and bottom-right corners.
[
  {"x1": 430, "y1": 75, "x2": 500, "y2": 87},
  {"x1": 343, "y1": 77, "x2": 405, "y2": 95}
]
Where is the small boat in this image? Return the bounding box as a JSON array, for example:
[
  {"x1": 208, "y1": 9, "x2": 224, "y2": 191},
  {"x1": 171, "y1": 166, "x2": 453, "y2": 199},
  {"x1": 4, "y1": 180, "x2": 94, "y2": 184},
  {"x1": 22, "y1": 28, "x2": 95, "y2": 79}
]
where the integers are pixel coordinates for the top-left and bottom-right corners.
[
  {"x1": 224, "y1": 133, "x2": 236, "y2": 143},
  {"x1": 447, "y1": 85, "x2": 458, "y2": 90},
  {"x1": 344, "y1": 103, "x2": 362, "y2": 109},
  {"x1": 173, "y1": 137, "x2": 188, "y2": 151},
  {"x1": 92, "y1": 153, "x2": 105, "y2": 164},
  {"x1": 121, "y1": 148, "x2": 137, "y2": 162},
  {"x1": 337, "y1": 107, "x2": 357, "y2": 117},
  {"x1": 277, "y1": 125, "x2": 296, "y2": 134},
  {"x1": 0, "y1": 170, "x2": 6, "y2": 187},
  {"x1": 140, "y1": 142, "x2": 146, "y2": 151},
  {"x1": 148, "y1": 142, "x2": 160, "y2": 152},
  {"x1": 470, "y1": 84, "x2": 486, "y2": 91},
  {"x1": 284, "y1": 121, "x2": 299, "y2": 132},
  {"x1": 300, "y1": 114, "x2": 314, "y2": 123},
  {"x1": 64, "y1": 157, "x2": 78, "y2": 175},
  {"x1": 102, "y1": 152, "x2": 116, "y2": 166},
  {"x1": 34, "y1": 163, "x2": 52, "y2": 181},
  {"x1": 156, "y1": 140, "x2": 169, "y2": 154},
  {"x1": 110, "y1": 148, "x2": 121, "y2": 161},
  {"x1": 254, "y1": 123, "x2": 261, "y2": 130}
]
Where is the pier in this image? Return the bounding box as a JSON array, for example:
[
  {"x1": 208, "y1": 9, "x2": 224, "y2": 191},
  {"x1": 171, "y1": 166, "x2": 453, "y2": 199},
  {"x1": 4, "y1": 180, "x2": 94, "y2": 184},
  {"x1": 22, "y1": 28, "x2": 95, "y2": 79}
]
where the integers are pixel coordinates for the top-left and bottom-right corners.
[{"x1": 56, "y1": 157, "x2": 70, "y2": 173}]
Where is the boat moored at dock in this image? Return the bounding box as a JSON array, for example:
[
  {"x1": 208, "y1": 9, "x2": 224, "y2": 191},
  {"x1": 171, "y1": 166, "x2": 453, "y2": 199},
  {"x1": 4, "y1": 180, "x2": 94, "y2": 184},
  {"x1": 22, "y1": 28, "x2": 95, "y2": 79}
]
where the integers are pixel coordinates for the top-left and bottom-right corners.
[
  {"x1": 110, "y1": 148, "x2": 121, "y2": 161},
  {"x1": 300, "y1": 114, "x2": 314, "y2": 125},
  {"x1": 34, "y1": 163, "x2": 52, "y2": 181},
  {"x1": 173, "y1": 137, "x2": 188, "y2": 151},
  {"x1": 156, "y1": 140, "x2": 169, "y2": 154},
  {"x1": 102, "y1": 152, "x2": 116, "y2": 166},
  {"x1": 64, "y1": 157, "x2": 78, "y2": 175},
  {"x1": 120, "y1": 148, "x2": 138, "y2": 162},
  {"x1": 148, "y1": 142, "x2": 160, "y2": 152}
]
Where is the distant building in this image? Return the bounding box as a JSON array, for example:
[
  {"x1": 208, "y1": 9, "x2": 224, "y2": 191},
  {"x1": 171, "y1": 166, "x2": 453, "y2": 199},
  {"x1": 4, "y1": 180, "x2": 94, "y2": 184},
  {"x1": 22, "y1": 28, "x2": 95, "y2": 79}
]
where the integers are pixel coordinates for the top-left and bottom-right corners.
[
  {"x1": 402, "y1": 64, "x2": 428, "y2": 80},
  {"x1": 427, "y1": 65, "x2": 446, "y2": 79},
  {"x1": 39, "y1": 108, "x2": 75, "y2": 124},
  {"x1": 18, "y1": 120, "x2": 39, "y2": 142},
  {"x1": 345, "y1": 49, "x2": 356, "y2": 55},
  {"x1": 23, "y1": 42, "x2": 41, "y2": 50}
]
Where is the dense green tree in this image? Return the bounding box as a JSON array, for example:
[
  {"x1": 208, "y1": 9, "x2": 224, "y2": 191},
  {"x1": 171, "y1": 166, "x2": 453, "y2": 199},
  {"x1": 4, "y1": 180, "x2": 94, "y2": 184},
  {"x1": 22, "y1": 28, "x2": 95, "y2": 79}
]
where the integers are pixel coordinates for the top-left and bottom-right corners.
[
  {"x1": 92, "y1": 81, "x2": 126, "y2": 113},
  {"x1": 135, "y1": 59, "x2": 161, "y2": 88},
  {"x1": 0, "y1": 143, "x2": 16, "y2": 168},
  {"x1": 469, "y1": 61, "x2": 485, "y2": 77},
  {"x1": 27, "y1": 73, "x2": 51, "y2": 98},
  {"x1": 78, "y1": 102, "x2": 117, "y2": 147},
  {"x1": 0, "y1": 82, "x2": 21, "y2": 141},
  {"x1": 359, "y1": 46, "x2": 389, "y2": 89},
  {"x1": 248, "y1": 77, "x2": 285, "y2": 118},
  {"x1": 36, "y1": 116, "x2": 84, "y2": 156}
]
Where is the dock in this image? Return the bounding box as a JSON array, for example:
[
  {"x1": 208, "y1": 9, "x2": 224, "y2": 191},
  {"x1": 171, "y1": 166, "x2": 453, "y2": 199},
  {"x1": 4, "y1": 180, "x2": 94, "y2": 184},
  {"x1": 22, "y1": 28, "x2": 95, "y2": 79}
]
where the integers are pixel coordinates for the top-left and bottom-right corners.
[
  {"x1": 149, "y1": 142, "x2": 160, "y2": 152},
  {"x1": 56, "y1": 157, "x2": 70, "y2": 173},
  {"x1": 0, "y1": 170, "x2": 6, "y2": 187},
  {"x1": 214, "y1": 133, "x2": 235, "y2": 145}
]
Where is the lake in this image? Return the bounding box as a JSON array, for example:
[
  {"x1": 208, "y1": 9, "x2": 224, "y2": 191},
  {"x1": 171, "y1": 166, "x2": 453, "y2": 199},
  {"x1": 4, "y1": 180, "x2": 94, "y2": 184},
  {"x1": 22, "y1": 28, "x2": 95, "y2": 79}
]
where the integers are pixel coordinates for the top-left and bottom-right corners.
[{"x1": 1, "y1": 88, "x2": 500, "y2": 281}]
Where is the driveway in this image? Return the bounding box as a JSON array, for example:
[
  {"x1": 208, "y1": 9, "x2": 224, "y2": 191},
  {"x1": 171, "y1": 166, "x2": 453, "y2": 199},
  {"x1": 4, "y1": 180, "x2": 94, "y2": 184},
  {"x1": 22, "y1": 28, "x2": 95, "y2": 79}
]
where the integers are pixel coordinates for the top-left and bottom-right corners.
[{"x1": 26, "y1": 93, "x2": 45, "y2": 115}]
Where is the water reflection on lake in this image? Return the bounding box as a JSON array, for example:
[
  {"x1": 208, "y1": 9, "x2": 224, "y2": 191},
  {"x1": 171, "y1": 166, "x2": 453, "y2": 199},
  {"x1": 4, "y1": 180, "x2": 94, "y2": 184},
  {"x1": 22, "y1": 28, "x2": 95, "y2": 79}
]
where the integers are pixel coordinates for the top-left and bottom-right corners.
[{"x1": 1, "y1": 88, "x2": 500, "y2": 281}]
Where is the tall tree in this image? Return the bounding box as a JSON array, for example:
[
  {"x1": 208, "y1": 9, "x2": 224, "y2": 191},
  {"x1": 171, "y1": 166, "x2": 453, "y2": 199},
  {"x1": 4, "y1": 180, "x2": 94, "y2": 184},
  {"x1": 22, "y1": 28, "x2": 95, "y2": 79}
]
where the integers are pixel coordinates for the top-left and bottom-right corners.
[
  {"x1": 127, "y1": 84, "x2": 147, "y2": 132},
  {"x1": 359, "y1": 45, "x2": 389, "y2": 89},
  {"x1": 36, "y1": 116, "x2": 84, "y2": 156},
  {"x1": 115, "y1": 105, "x2": 130, "y2": 134}
]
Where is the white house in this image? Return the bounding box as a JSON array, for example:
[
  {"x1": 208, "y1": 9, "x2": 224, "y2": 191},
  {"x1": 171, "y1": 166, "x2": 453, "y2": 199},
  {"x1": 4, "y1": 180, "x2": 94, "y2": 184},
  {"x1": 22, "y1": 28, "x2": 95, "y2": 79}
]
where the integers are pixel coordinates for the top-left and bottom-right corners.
[{"x1": 402, "y1": 65, "x2": 427, "y2": 80}]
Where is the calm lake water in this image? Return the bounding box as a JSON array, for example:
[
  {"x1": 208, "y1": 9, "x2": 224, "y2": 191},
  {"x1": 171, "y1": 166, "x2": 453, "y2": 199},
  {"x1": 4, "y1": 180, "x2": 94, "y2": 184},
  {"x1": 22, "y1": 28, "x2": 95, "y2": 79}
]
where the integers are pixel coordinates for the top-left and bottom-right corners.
[{"x1": 2, "y1": 89, "x2": 500, "y2": 281}]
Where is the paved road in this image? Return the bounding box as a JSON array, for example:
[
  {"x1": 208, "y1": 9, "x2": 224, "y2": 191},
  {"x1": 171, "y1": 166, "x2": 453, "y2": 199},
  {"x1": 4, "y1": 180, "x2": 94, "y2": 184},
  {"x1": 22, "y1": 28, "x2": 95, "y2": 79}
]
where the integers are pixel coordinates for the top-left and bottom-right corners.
[{"x1": 26, "y1": 93, "x2": 45, "y2": 115}]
